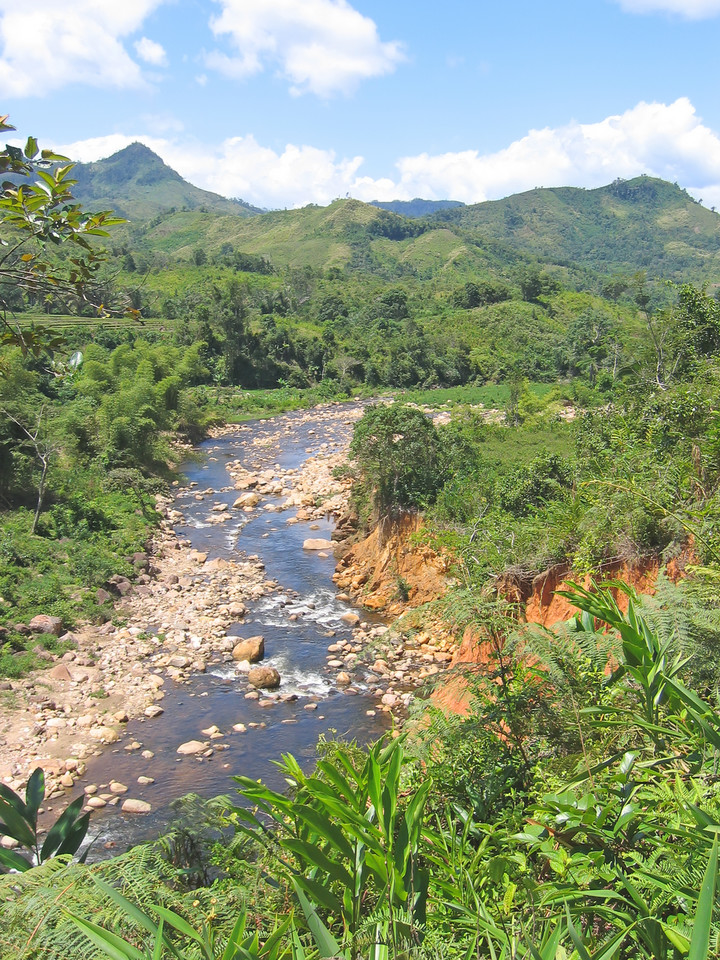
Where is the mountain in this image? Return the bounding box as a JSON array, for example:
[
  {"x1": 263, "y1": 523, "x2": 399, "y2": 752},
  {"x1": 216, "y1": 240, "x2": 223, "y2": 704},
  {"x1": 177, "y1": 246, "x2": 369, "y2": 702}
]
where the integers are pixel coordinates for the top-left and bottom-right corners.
[
  {"x1": 73, "y1": 146, "x2": 720, "y2": 290},
  {"x1": 369, "y1": 198, "x2": 465, "y2": 218},
  {"x1": 70, "y1": 143, "x2": 263, "y2": 222},
  {"x1": 123, "y1": 197, "x2": 519, "y2": 279},
  {"x1": 428, "y1": 176, "x2": 720, "y2": 282}
]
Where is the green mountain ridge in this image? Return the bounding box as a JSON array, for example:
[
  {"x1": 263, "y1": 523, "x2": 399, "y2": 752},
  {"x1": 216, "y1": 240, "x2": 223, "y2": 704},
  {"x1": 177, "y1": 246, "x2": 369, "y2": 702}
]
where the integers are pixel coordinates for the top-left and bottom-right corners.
[
  {"x1": 429, "y1": 176, "x2": 720, "y2": 283},
  {"x1": 74, "y1": 145, "x2": 720, "y2": 286}
]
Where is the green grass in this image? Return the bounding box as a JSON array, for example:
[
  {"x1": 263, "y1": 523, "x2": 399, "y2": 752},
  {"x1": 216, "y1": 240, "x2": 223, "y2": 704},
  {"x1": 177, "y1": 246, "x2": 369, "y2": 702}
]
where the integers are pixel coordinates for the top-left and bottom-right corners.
[{"x1": 397, "y1": 381, "x2": 554, "y2": 409}]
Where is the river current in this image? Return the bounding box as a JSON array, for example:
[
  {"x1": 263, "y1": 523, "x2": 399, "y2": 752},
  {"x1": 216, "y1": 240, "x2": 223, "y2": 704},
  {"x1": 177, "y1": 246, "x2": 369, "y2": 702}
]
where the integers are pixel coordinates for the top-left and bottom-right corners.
[{"x1": 83, "y1": 407, "x2": 389, "y2": 851}]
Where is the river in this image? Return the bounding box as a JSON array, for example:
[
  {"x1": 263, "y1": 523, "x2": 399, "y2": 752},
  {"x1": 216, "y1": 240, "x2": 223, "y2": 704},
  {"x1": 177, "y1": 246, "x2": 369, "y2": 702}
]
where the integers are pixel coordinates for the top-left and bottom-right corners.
[{"x1": 81, "y1": 406, "x2": 391, "y2": 852}]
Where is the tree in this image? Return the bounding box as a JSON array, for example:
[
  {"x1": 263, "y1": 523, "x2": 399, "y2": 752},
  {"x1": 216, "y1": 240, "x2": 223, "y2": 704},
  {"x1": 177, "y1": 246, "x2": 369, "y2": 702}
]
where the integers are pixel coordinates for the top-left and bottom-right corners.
[
  {"x1": 0, "y1": 115, "x2": 126, "y2": 357},
  {"x1": 349, "y1": 402, "x2": 444, "y2": 520}
]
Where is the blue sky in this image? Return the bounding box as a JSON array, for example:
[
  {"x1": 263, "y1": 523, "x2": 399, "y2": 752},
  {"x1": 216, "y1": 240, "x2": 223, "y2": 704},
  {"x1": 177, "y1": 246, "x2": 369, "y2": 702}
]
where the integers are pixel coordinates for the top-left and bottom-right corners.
[{"x1": 3, "y1": 0, "x2": 720, "y2": 209}]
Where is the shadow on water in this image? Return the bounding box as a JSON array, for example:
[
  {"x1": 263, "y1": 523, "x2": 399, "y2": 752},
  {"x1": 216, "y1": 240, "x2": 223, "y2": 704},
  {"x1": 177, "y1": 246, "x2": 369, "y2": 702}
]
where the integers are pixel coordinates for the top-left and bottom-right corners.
[{"x1": 80, "y1": 407, "x2": 391, "y2": 853}]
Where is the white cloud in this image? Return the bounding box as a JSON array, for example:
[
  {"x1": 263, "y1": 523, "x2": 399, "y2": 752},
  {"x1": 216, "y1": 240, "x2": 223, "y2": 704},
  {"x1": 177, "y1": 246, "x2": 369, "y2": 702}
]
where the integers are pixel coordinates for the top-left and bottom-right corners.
[
  {"x1": 613, "y1": 0, "x2": 720, "y2": 17},
  {"x1": 208, "y1": 136, "x2": 365, "y2": 204},
  {"x1": 368, "y1": 98, "x2": 720, "y2": 206},
  {"x1": 0, "y1": 0, "x2": 166, "y2": 96},
  {"x1": 207, "y1": 0, "x2": 405, "y2": 97},
  {"x1": 134, "y1": 36, "x2": 167, "y2": 67},
  {"x1": 57, "y1": 98, "x2": 720, "y2": 212}
]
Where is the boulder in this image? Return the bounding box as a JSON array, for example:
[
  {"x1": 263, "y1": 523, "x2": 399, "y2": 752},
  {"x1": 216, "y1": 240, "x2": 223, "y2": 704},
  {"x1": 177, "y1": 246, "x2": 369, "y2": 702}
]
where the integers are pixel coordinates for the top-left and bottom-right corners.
[
  {"x1": 233, "y1": 492, "x2": 260, "y2": 509},
  {"x1": 176, "y1": 740, "x2": 206, "y2": 755},
  {"x1": 49, "y1": 663, "x2": 73, "y2": 682},
  {"x1": 88, "y1": 726, "x2": 120, "y2": 743},
  {"x1": 303, "y1": 538, "x2": 333, "y2": 551},
  {"x1": 232, "y1": 636, "x2": 265, "y2": 663},
  {"x1": 122, "y1": 798, "x2": 152, "y2": 814},
  {"x1": 340, "y1": 612, "x2": 361, "y2": 626},
  {"x1": 29, "y1": 615, "x2": 63, "y2": 636},
  {"x1": 248, "y1": 666, "x2": 281, "y2": 690}
]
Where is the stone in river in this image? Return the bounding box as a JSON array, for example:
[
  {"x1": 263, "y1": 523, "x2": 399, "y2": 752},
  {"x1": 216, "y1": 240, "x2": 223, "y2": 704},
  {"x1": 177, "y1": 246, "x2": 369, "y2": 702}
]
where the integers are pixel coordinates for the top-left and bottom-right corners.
[
  {"x1": 233, "y1": 492, "x2": 260, "y2": 508},
  {"x1": 89, "y1": 726, "x2": 120, "y2": 743},
  {"x1": 122, "y1": 798, "x2": 152, "y2": 814},
  {"x1": 247, "y1": 666, "x2": 281, "y2": 690},
  {"x1": 302, "y1": 538, "x2": 333, "y2": 551},
  {"x1": 176, "y1": 740, "x2": 206, "y2": 755},
  {"x1": 232, "y1": 636, "x2": 265, "y2": 663},
  {"x1": 341, "y1": 612, "x2": 361, "y2": 626}
]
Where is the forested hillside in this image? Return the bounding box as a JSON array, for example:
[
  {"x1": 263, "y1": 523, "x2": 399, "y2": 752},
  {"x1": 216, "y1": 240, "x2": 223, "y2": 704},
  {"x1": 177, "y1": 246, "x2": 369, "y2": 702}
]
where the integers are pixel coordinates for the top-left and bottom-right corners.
[{"x1": 430, "y1": 176, "x2": 720, "y2": 283}]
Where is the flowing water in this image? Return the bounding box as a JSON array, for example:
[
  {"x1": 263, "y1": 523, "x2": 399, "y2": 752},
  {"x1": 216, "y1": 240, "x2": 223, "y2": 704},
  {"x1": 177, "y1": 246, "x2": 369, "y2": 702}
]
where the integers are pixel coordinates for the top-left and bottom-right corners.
[{"x1": 81, "y1": 406, "x2": 390, "y2": 852}]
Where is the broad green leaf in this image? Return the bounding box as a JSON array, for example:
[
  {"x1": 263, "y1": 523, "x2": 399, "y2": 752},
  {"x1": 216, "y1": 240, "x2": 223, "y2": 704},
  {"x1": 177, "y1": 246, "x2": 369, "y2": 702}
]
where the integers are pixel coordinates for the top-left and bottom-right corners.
[
  {"x1": 55, "y1": 813, "x2": 91, "y2": 857},
  {"x1": 282, "y1": 837, "x2": 354, "y2": 889},
  {"x1": 221, "y1": 910, "x2": 248, "y2": 960},
  {"x1": 66, "y1": 912, "x2": 145, "y2": 960},
  {"x1": 293, "y1": 881, "x2": 342, "y2": 960},
  {"x1": 91, "y1": 876, "x2": 162, "y2": 939},
  {"x1": 294, "y1": 874, "x2": 343, "y2": 915},
  {"x1": 661, "y1": 923, "x2": 690, "y2": 955},
  {"x1": 153, "y1": 919, "x2": 165, "y2": 960},
  {"x1": 152, "y1": 905, "x2": 205, "y2": 946},
  {"x1": 290, "y1": 923, "x2": 308, "y2": 960},
  {"x1": 0, "y1": 781, "x2": 30, "y2": 819},
  {"x1": 563, "y1": 907, "x2": 593, "y2": 960},
  {"x1": 0, "y1": 846, "x2": 32, "y2": 872},
  {"x1": 0, "y1": 796, "x2": 36, "y2": 847},
  {"x1": 688, "y1": 836, "x2": 718, "y2": 960},
  {"x1": 40, "y1": 795, "x2": 85, "y2": 860},
  {"x1": 293, "y1": 804, "x2": 355, "y2": 859}
]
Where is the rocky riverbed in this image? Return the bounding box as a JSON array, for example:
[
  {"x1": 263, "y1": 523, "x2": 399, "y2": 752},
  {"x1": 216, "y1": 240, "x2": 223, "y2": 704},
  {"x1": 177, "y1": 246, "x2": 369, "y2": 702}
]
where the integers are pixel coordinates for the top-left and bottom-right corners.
[{"x1": 0, "y1": 403, "x2": 453, "y2": 840}]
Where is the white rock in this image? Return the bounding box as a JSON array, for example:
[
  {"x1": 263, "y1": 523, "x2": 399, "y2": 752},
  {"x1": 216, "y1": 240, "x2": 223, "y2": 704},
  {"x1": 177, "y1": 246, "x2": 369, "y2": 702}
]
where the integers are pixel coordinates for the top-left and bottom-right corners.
[
  {"x1": 122, "y1": 798, "x2": 152, "y2": 814},
  {"x1": 176, "y1": 740, "x2": 206, "y2": 755}
]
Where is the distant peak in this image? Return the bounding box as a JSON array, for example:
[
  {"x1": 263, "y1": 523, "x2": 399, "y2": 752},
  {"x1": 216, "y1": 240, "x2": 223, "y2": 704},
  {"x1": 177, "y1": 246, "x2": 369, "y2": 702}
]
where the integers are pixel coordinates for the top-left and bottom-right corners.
[{"x1": 107, "y1": 141, "x2": 165, "y2": 164}]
